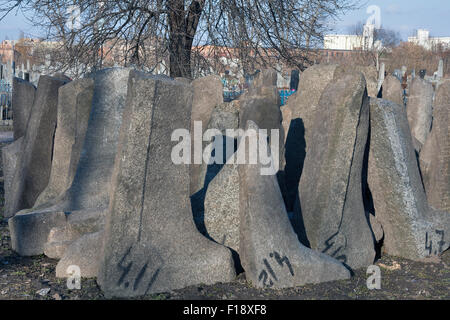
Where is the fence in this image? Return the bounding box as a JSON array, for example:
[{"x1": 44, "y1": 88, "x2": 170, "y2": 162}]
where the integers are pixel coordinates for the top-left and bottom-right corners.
[
  {"x1": 279, "y1": 89, "x2": 296, "y2": 106},
  {"x1": 0, "y1": 80, "x2": 12, "y2": 126}
]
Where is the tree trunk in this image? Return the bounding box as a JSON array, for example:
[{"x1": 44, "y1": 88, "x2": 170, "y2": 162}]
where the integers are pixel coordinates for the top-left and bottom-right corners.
[{"x1": 167, "y1": 0, "x2": 205, "y2": 78}]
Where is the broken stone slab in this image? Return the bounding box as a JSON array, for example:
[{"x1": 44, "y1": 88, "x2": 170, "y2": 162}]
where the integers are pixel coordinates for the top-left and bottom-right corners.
[
  {"x1": 298, "y1": 71, "x2": 376, "y2": 270},
  {"x1": 55, "y1": 230, "x2": 104, "y2": 279},
  {"x1": 419, "y1": 81, "x2": 450, "y2": 212},
  {"x1": 9, "y1": 208, "x2": 67, "y2": 256},
  {"x1": 282, "y1": 64, "x2": 338, "y2": 211},
  {"x1": 34, "y1": 78, "x2": 94, "y2": 208},
  {"x1": 368, "y1": 98, "x2": 450, "y2": 260},
  {"x1": 5, "y1": 75, "x2": 69, "y2": 218},
  {"x1": 98, "y1": 71, "x2": 236, "y2": 298},
  {"x1": 204, "y1": 163, "x2": 240, "y2": 253},
  {"x1": 9, "y1": 68, "x2": 130, "y2": 256},
  {"x1": 381, "y1": 75, "x2": 404, "y2": 106},
  {"x1": 190, "y1": 75, "x2": 224, "y2": 196},
  {"x1": 11, "y1": 77, "x2": 36, "y2": 140},
  {"x1": 334, "y1": 65, "x2": 379, "y2": 97},
  {"x1": 2, "y1": 137, "x2": 23, "y2": 219},
  {"x1": 191, "y1": 101, "x2": 240, "y2": 201},
  {"x1": 406, "y1": 77, "x2": 433, "y2": 151},
  {"x1": 238, "y1": 120, "x2": 351, "y2": 288},
  {"x1": 44, "y1": 209, "x2": 105, "y2": 259}
]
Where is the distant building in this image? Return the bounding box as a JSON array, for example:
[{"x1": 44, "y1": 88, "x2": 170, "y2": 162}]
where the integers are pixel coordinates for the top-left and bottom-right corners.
[
  {"x1": 324, "y1": 24, "x2": 376, "y2": 51},
  {"x1": 408, "y1": 29, "x2": 450, "y2": 50}
]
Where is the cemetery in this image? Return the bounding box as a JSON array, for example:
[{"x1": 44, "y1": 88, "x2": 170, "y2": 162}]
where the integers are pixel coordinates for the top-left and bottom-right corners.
[
  {"x1": 0, "y1": 0, "x2": 448, "y2": 303},
  {"x1": 0, "y1": 61, "x2": 449, "y2": 300}
]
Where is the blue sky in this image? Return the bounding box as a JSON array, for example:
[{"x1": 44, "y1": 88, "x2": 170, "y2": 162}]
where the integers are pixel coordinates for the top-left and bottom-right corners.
[{"x1": 0, "y1": 0, "x2": 449, "y2": 41}]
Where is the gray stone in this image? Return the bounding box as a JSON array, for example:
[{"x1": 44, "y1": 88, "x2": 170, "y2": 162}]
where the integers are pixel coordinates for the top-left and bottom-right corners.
[
  {"x1": 335, "y1": 65, "x2": 379, "y2": 97},
  {"x1": 34, "y1": 79, "x2": 94, "y2": 208},
  {"x1": 298, "y1": 72, "x2": 376, "y2": 270},
  {"x1": 377, "y1": 63, "x2": 385, "y2": 93},
  {"x1": 204, "y1": 164, "x2": 240, "y2": 253},
  {"x1": 419, "y1": 81, "x2": 450, "y2": 212},
  {"x1": 368, "y1": 98, "x2": 450, "y2": 260},
  {"x1": 190, "y1": 75, "x2": 224, "y2": 196},
  {"x1": 382, "y1": 75, "x2": 404, "y2": 106},
  {"x1": 407, "y1": 77, "x2": 433, "y2": 150},
  {"x1": 6, "y1": 75, "x2": 69, "y2": 218},
  {"x1": 44, "y1": 209, "x2": 105, "y2": 259},
  {"x1": 9, "y1": 68, "x2": 130, "y2": 256},
  {"x1": 2, "y1": 138, "x2": 23, "y2": 218},
  {"x1": 55, "y1": 231, "x2": 104, "y2": 278},
  {"x1": 282, "y1": 64, "x2": 338, "y2": 210},
  {"x1": 369, "y1": 214, "x2": 384, "y2": 243},
  {"x1": 11, "y1": 77, "x2": 36, "y2": 140},
  {"x1": 238, "y1": 120, "x2": 350, "y2": 288},
  {"x1": 98, "y1": 71, "x2": 235, "y2": 298}
]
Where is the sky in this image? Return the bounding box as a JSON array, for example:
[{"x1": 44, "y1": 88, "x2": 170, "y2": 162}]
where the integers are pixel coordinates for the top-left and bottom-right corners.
[{"x1": 0, "y1": 0, "x2": 449, "y2": 41}]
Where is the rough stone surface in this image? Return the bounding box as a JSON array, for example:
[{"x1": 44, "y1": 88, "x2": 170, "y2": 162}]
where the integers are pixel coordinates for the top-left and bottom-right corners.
[
  {"x1": 419, "y1": 81, "x2": 450, "y2": 212},
  {"x1": 34, "y1": 79, "x2": 94, "y2": 208},
  {"x1": 407, "y1": 77, "x2": 433, "y2": 150},
  {"x1": 98, "y1": 71, "x2": 235, "y2": 298},
  {"x1": 190, "y1": 75, "x2": 224, "y2": 196},
  {"x1": 283, "y1": 64, "x2": 338, "y2": 210},
  {"x1": 335, "y1": 65, "x2": 379, "y2": 97},
  {"x1": 55, "y1": 231, "x2": 104, "y2": 279},
  {"x1": 2, "y1": 138, "x2": 23, "y2": 218},
  {"x1": 11, "y1": 77, "x2": 36, "y2": 140},
  {"x1": 9, "y1": 68, "x2": 130, "y2": 256},
  {"x1": 369, "y1": 214, "x2": 384, "y2": 243},
  {"x1": 381, "y1": 75, "x2": 404, "y2": 106},
  {"x1": 298, "y1": 72, "x2": 376, "y2": 270},
  {"x1": 44, "y1": 209, "x2": 105, "y2": 259},
  {"x1": 368, "y1": 98, "x2": 450, "y2": 260},
  {"x1": 6, "y1": 75, "x2": 69, "y2": 218},
  {"x1": 239, "y1": 120, "x2": 351, "y2": 289},
  {"x1": 204, "y1": 164, "x2": 240, "y2": 253}
]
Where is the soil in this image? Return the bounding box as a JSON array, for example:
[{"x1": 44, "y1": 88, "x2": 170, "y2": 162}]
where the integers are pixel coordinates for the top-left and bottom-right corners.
[{"x1": 0, "y1": 139, "x2": 449, "y2": 301}]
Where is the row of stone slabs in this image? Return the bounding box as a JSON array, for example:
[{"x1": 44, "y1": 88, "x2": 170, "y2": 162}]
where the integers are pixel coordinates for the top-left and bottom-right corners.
[{"x1": 2, "y1": 66, "x2": 449, "y2": 298}]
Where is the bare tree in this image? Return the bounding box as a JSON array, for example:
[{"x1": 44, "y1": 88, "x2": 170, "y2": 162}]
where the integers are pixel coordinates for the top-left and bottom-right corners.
[{"x1": 1, "y1": 0, "x2": 359, "y2": 78}]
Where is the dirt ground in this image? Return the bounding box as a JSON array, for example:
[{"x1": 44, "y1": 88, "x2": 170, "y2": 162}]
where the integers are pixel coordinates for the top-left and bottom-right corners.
[{"x1": 0, "y1": 140, "x2": 449, "y2": 301}]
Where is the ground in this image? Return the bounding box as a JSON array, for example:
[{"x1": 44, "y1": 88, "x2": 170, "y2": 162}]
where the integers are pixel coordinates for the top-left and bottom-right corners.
[{"x1": 0, "y1": 140, "x2": 449, "y2": 301}]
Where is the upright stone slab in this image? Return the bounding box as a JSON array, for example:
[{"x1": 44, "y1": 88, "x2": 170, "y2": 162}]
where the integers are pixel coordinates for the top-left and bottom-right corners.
[
  {"x1": 9, "y1": 68, "x2": 130, "y2": 256},
  {"x1": 377, "y1": 63, "x2": 385, "y2": 93},
  {"x1": 2, "y1": 137, "x2": 23, "y2": 218},
  {"x1": 407, "y1": 77, "x2": 433, "y2": 151},
  {"x1": 204, "y1": 164, "x2": 240, "y2": 253},
  {"x1": 34, "y1": 79, "x2": 94, "y2": 207},
  {"x1": 190, "y1": 75, "x2": 224, "y2": 196},
  {"x1": 335, "y1": 65, "x2": 379, "y2": 97},
  {"x1": 282, "y1": 64, "x2": 337, "y2": 210},
  {"x1": 11, "y1": 77, "x2": 36, "y2": 140},
  {"x1": 419, "y1": 82, "x2": 450, "y2": 212},
  {"x1": 368, "y1": 98, "x2": 450, "y2": 260},
  {"x1": 381, "y1": 75, "x2": 404, "y2": 106},
  {"x1": 5, "y1": 75, "x2": 69, "y2": 218},
  {"x1": 298, "y1": 72, "x2": 376, "y2": 270},
  {"x1": 240, "y1": 69, "x2": 284, "y2": 171},
  {"x1": 238, "y1": 120, "x2": 350, "y2": 288},
  {"x1": 98, "y1": 71, "x2": 235, "y2": 298}
]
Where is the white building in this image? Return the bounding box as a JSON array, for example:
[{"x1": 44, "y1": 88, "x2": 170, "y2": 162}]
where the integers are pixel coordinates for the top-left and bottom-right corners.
[
  {"x1": 324, "y1": 24, "x2": 375, "y2": 51},
  {"x1": 408, "y1": 29, "x2": 450, "y2": 50}
]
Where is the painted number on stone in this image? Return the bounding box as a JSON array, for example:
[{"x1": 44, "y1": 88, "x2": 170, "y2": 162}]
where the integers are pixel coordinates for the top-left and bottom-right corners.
[
  {"x1": 258, "y1": 251, "x2": 294, "y2": 288},
  {"x1": 322, "y1": 232, "x2": 348, "y2": 264},
  {"x1": 117, "y1": 246, "x2": 161, "y2": 293},
  {"x1": 425, "y1": 230, "x2": 446, "y2": 255}
]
